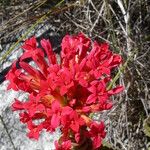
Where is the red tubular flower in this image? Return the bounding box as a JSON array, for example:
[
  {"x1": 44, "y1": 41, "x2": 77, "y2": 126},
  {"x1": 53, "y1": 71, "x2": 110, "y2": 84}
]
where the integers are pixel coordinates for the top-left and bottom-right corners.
[
  {"x1": 55, "y1": 140, "x2": 72, "y2": 150},
  {"x1": 27, "y1": 120, "x2": 43, "y2": 140},
  {"x1": 50, "y1": 100, "x2": 62, "y2": 129},
  {"x1": 89, "y1": 121, "x2": 106, "y2": 149},
  {"x1": 6, "y1": 33, "x2": 123, "y2": 150}
]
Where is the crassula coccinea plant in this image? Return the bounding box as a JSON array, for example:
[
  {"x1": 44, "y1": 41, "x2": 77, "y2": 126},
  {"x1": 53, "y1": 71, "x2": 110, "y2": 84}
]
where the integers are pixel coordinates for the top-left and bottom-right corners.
[{"x1": 6, "y1": 33, "x2": 123, "y2": 150}]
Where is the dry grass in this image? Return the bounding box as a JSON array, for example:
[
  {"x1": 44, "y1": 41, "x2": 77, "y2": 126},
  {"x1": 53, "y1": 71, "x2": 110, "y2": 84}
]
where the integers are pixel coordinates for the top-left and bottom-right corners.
[{"x1": 0, "y1": 0, "x2": 150, "y2": 149}]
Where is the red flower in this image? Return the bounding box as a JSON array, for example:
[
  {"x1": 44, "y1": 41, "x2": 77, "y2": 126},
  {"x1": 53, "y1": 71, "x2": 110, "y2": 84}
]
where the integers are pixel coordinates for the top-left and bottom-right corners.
[
  {"x1": 89, "y1": 121, "x2": 106, "y2": 149},
  {"x1": 55, "y1": 140, "x2": 72, "y2": 150},
  {"x1": 50, "y1": 100, "x2": 62, "y2": 129},
  {"x1": 6, "y1": 33, "x2": 123, "y2": 149},
  {"x1": 27, "y1": 120, "x2": 43, "y2": 140}
]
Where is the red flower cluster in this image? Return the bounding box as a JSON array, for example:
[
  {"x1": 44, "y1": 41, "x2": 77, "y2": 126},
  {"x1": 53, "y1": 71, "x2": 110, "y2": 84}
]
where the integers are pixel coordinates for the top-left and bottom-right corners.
[{"x1": 6, "y1": 33, "x2": 123, "y2": 149}]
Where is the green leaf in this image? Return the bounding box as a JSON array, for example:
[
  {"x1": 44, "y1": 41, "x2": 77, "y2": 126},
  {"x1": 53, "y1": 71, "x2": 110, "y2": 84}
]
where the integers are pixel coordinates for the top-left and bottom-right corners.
[
  {"x1": 101, "y1": 140, "x2": 115, "y2": 150},
  {"x1": 143, "y1": 116, "x2": 150, "y2": 137}
]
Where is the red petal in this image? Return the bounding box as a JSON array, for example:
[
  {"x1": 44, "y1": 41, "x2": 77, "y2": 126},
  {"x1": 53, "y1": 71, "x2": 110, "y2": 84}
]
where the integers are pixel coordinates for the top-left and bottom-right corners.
[
  {"x1": 70, "y1": 122, "x2": 79, "y2": 132},
  {"x1": 19, "y1": 61, "x2": 45, "y2": 79},
  {"x1": 51, "y1": 100, "x2": 61, "y2": 112},
  {"x1": 11, "y1": 99, "x2": 24, "y2": 111},
  {"x1": 82, "y1": 106, "x2": 91, "y2": 113},
  {"x1": 22, "y1": 37, "x2": 36, "y2": 51},
  {"x1": 108, "y1": 86, "x2": 124, "y2": 95},
  {"x1": 93, "y1": 136, "x2": 102, "y2": 149},
  {"x1": 51, "y1": 114, "x2": 60, "y2": 129},
  {"x1": 19, "y1": 62, "x2": 38, "y2": 77},
  {"x1": 19, "y1": 112, "x2": 30, "y2": 123},
  {"x1": 86, "y1": 94, "x2": 97, "y2": 104},
  {"x1": 62, "y1": 106, "x2": 73, "y2": 115},
  {"x1": 110, "y1": 54, "x2": 122, "y2": 68},
  {"x1": 41, "y1": 39, "x2": 56, "y2": 65},
  {"x1": 75, "y1": 133, "x2": 80, "y2": 143},
  {"x1": 60, "y1": 85, "x2": 68, "y2": 96},
  {"x1": 27, "y1": 130, "x2": 39, "y2": 140}
]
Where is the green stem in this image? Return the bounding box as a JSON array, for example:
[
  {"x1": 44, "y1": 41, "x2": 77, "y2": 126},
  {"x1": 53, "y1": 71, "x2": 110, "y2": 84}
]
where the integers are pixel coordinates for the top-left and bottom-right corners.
[{"x1": 107, "y1": 52, "x2": 133, "y2": 90}]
